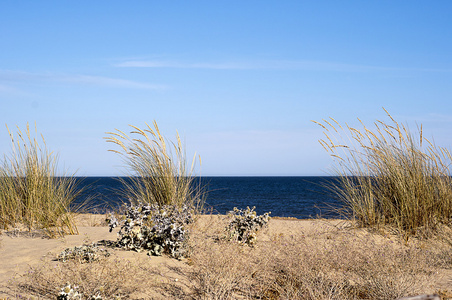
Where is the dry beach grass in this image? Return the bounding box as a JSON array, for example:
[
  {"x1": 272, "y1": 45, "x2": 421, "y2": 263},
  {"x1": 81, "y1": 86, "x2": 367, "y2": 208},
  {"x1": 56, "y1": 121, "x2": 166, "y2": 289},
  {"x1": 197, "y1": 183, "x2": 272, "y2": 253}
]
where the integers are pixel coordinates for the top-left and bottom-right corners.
[
  {"x1": 104, "y1": 121, "x2": 205, "y2": 210},
  {"x1": 314, "y1": 109, "x2": 452, "y2": 238},
  {"x1": 0, "y1": 124, "x2": 81, "y2": 238}
]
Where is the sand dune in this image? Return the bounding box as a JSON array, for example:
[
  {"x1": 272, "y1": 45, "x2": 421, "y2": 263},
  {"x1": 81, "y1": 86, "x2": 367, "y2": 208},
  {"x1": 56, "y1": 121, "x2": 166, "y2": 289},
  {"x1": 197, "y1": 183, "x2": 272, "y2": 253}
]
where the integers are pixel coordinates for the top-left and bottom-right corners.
[{"x1": 1, "y1": 214, "x2": 451, "y2": 299}]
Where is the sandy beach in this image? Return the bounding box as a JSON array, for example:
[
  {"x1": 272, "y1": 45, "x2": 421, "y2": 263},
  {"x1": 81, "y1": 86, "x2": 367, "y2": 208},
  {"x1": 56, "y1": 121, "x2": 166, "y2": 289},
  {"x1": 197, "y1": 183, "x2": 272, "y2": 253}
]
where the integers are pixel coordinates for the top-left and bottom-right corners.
[{"x1": 1, "y1": 214, "x2": 452, "y2": 299}]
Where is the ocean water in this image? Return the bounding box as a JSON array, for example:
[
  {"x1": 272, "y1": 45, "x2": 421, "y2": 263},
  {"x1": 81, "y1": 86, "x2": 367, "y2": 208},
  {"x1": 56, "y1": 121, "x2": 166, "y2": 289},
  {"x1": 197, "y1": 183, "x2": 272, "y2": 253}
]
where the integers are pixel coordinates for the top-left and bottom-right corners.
[{"x1": 74, "y1": 176, "x2": 343, "y2": 219}]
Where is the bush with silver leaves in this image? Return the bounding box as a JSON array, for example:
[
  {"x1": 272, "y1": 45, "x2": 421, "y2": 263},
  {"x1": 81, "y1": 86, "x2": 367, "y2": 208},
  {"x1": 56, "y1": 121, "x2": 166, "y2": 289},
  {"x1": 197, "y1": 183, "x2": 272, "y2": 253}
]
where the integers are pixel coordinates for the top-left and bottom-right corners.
[
  {"x1": 56, "y1": 284, "x2": 105, "y2": 300},
  {"x1": 107, "y1": 203, "x2": 193, "y2": 258},
  {"x1": 226, "y1": 206, "x2": 271, "y2": 246},
  {"x1": 57, "y1": 244, "x2": 110, "y2": 263},
  {"x1": 57, "y1": 284, "x2": 82, "y2": 300}
]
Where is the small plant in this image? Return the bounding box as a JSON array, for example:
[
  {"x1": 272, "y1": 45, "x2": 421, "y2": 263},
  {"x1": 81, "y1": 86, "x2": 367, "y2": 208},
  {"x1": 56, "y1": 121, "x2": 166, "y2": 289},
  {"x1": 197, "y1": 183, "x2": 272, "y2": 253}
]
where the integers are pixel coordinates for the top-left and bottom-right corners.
[
  {"x1": 57, "y1": 244, "x2": 110, "y2": 263},
  {"x1": 57, "y1": 284, "x2": 82, "y2": 300},
  {"x1": 107, "y1": 203, "x2": 194, "y2": 258},
  {"x1": 226, "y1": 207, "x2": 270, "y2": 245},
  {"x1": 57, "y1": 284, "x2": 106, "y2": 300}
]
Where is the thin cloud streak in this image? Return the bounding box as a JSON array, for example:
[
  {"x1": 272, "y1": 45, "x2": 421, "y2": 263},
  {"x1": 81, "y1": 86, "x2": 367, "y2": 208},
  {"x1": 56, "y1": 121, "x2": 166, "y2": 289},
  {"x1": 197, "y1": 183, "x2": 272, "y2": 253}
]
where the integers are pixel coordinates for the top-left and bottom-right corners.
[
  {"x1": 0, "y1": 83, "x2": 32, "y2": 97},
  {"x1": 115, "y1": 60, "x2": 252, "y2": 70},
  {"x1": 0, "y1": 70, "x2": 166, "y2": 90},
  {"x1": 59, "y1": 75, "x2": 166, "y2": 90},
  {"x1": 115, "y1": 59, "x2": 452, "y2": 73},
  {"x1": 0, "y1": 84, "x2": 17, "y2": 93}
]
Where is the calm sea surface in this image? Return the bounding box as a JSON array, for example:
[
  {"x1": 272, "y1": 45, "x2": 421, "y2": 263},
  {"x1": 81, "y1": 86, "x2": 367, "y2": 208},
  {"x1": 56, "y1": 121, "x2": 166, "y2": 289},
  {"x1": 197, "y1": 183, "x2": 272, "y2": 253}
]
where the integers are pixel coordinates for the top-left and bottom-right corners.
[{"x1": 74, "y1": 176, "x2": 343, "y2": 219}]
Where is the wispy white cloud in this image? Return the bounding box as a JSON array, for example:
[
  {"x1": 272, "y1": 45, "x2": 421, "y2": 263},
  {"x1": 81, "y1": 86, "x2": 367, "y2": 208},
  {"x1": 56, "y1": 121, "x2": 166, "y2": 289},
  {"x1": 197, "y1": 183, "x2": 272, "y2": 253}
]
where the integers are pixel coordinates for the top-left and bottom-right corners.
[
  {"x1": 0, "y1": 84, "x2": 16, "y2": 92},
  {"x1": 0, "y1": 82, "x2": 31, "y2": 97},
  {"x1": 114, "y1": 59, "x2": 344, "y2": 70},
  {"x1": 115, "y1": 60, "x2": 253, "y2": 70},
  {"x1": 115, "y1": 59, "x2": 452, "y2": 73},
  {"x1": 0, "y1": 70, "x2": 166, "y2": 90},
  {"x1": 58, "y1": 75, "x2": 166, "y2": 89}
]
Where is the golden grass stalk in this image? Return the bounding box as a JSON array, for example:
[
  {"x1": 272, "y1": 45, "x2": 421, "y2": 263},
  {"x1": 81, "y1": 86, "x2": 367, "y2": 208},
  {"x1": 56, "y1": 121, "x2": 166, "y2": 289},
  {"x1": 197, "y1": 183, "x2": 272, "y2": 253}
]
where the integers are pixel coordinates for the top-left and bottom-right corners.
[
  {"x1": 0, "y1": 123, "x2": 80, "y2": 237},
  {"x1": 314, "y1": 109, "x2": 452, "y2": 236},
  {"x1": 105, "y1": 121, "x2": 205, "y2": 209}
]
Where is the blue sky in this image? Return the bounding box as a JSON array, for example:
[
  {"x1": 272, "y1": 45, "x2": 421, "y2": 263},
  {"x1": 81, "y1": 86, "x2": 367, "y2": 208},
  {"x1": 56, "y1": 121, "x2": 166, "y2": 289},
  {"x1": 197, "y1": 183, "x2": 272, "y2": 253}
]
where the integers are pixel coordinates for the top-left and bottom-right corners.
[{"x1": 1, "y1": 1, "x2": 452, "y2": 176}]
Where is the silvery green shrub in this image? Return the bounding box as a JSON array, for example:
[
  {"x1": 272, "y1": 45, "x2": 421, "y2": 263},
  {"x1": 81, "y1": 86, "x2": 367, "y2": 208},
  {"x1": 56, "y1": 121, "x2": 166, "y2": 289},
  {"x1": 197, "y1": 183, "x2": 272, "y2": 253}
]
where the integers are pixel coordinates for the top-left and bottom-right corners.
[
  {"x1": 57, "y1": 244, "x2": 110, "y2": 263},
  {"x1": 106, "y1": 204, "x2": 193, "y2": 258},
  {"x1": 56, "y1": 284, "x2": 105, "y2": 300},
  {"x1": 226, "y1": 207, "x2": 270, "y2": 245},
  {"x1": 57, "y1": 284, "x2": 82, "y2": 300}
]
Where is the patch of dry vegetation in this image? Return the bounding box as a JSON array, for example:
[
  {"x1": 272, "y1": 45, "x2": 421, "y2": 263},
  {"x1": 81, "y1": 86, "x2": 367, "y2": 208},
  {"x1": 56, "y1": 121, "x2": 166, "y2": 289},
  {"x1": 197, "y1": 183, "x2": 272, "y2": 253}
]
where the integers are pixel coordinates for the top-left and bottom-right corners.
[
  {"x1": 184, "y1": 217, "x2": 450, "y2": 300},
  {"x1": 18, "y1": 255, "x2": 156, "y2": 299},
  {"x1": 11, "y1": 216, "x2": 452, "y2": 299}
]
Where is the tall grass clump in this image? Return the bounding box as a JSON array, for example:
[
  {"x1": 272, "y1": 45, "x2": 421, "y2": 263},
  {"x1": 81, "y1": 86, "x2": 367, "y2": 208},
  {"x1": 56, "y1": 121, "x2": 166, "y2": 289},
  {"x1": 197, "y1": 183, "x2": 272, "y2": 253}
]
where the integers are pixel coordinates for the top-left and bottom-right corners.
[
  {"x1": 314, "y1": 109, "x2": 452, "y2": 236},
  {"x1": 105, "y1": 121, "x2": 205, "y2": 210},
  {"x1": 0, "y1": 123, "x2": 80, "y2": 237}
]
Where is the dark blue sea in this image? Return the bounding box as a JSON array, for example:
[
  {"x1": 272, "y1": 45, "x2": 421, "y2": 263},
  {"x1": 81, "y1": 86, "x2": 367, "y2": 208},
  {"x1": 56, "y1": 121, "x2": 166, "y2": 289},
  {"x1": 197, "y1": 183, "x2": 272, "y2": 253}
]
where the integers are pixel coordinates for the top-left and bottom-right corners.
[{"x1": 74, "y1": 177, "x2": 343, "y2": 219}]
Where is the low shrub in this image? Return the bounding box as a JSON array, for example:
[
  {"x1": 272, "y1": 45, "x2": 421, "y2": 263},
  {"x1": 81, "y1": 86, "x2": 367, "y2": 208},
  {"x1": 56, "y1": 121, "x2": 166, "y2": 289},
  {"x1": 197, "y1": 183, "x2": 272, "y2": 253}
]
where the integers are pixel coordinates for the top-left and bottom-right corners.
[
  {"x1": 57, "y1": 244, "x2": 110, "y2": 263},
  {"x1": 20, "y1": 256, "x2": 140, "y2": 299},
  {"x1": 107, "y1": 203, "x2": 194, "y2": 258},
  {"x1": 57, "y1": 283, "x2": 113, "y2": 300},
  {"x1": 226, "y1": 207, "x2": 270, "y2": 245},
  {"x1": 57, "y1": 284, "x2": 83, "y2": 300}
]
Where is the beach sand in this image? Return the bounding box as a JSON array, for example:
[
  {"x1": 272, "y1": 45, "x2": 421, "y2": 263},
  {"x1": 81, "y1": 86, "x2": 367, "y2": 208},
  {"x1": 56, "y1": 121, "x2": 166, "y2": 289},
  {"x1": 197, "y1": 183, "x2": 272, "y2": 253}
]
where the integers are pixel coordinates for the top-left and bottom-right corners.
[{"x1": 1, "y1": 214, "x2": 451, "y2": 299}]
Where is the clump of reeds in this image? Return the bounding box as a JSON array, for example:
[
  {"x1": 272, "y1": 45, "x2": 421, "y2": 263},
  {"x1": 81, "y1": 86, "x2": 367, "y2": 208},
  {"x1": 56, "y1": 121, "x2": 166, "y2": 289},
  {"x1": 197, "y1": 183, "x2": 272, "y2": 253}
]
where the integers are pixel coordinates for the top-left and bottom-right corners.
[
  {"x1": 314, "y1": 109, "x2": 452, "y2": 236},
  {"x1": 105, "y1": 121, "x2": 205, "y2": 210},
  {"x1": 0, "y1": 123, "x2": 79, "y2": 237}
]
